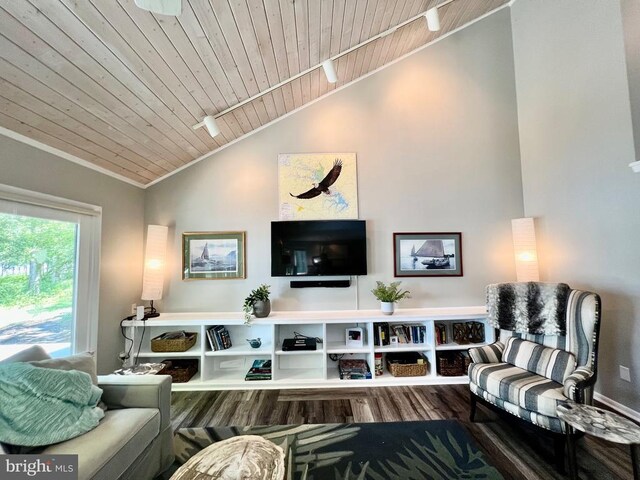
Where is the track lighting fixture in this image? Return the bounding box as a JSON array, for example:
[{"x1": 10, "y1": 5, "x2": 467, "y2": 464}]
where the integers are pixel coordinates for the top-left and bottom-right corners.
[
  {"x1": 425, "y1": 7, "x2": 441, "y2": 31},
  {"x1": 193, "y1": 115, "x2": 221, "y2": 138},
  {"x1": 322, "y1": 59, "x2": 338, "y2": 84}
]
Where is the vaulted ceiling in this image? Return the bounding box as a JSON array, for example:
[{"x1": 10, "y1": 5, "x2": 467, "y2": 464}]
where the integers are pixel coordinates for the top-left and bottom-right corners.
[{"x1": 0, "y1": 0, "x2": 509, "y2": 186}]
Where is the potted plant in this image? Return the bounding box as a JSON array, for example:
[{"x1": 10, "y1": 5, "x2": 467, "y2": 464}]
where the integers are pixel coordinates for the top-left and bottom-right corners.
[
  {"x1": 243, "y1": 284, "x2": 271, "y2": 324},
  {"x1": 371, "y1": 281, "x2": 410, "y2": 315}
]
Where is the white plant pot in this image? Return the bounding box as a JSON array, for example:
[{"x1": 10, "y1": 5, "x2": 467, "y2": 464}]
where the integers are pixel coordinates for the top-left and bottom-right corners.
[{"x1": 381, "y1": 302, "x2": 395, "y2": 315}]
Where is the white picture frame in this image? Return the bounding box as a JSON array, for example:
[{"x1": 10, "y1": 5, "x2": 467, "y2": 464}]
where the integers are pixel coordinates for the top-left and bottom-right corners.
[{"x1": 345, "y1": 327, "x2": 364, "y2": 348}]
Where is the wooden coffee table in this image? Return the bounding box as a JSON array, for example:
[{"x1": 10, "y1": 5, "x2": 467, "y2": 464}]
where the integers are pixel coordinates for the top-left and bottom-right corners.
[{"x1": 557, "y1": 402, "x2": 640, "y2": 479}]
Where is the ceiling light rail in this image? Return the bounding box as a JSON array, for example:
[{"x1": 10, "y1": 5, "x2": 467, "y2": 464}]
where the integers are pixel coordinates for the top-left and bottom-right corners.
[{"x1": 193, "y1": 1, "x2": 456, "y2": 137}]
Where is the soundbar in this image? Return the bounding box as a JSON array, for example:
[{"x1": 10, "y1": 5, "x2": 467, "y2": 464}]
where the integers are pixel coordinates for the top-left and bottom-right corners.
[{"x1": 290, "y1": 279, "x2": 351, "y2": 288}]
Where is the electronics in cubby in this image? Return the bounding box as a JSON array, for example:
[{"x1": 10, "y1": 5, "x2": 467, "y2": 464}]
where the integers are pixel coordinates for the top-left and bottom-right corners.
[{"x1": 275, "y1": 324, "x2": 323, "y2": 353}]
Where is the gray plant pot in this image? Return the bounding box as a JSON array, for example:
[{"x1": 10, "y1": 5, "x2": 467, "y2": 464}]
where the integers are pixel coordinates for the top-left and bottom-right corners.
[{"x1": 253, "y1": 299, "x2": 271, "y2": 318}]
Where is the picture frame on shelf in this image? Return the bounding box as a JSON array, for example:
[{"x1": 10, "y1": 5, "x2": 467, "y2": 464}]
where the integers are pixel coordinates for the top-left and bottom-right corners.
[
  {"x1": 182, "y1": 231, "x2": 246, "y2": 280},
  {"x1": 393, "y1": 232, "x2": 463, "y2": 277},
  {"x1": 345, "y1": 327, "x2": 364, "y2": 348}
]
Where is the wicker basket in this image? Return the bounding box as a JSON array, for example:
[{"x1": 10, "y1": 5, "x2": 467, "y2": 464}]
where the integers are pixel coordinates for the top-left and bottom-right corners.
[
  {"x1": 437, "y1": 351, "x2": 471, "y2": 376},
  {"x1": 151, "y1": 331, "x2": 197, "y2": 352},
  {"x1": 158, "y1": 359, "x2": 198, "y2": 383},
  {"x1": 386, "y1": 352, "x2": 429, "y2": 377}
]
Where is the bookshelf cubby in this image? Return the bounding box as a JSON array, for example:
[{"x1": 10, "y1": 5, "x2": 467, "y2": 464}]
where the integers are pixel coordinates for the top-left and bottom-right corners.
[{"x1": 122, "y1": 307, "x2": 494, "y2": 391}]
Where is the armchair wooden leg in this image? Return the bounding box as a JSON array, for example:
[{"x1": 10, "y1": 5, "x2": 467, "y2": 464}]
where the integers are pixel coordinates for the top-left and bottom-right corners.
[
  {"x1": 469, "y1": 392, "x2": 477, "y2": 422},
  {"x1": 566, "y1": 428, "x2": 578, "y2": 480},
  {"x1": 554, "y1": 434, "x2": 566, "y2": 474}
]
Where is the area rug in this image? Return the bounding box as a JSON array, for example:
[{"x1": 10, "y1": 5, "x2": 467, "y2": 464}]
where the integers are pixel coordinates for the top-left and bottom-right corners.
[{"x1": 171, "y1": 420, "x2": 504, "y2": 480}]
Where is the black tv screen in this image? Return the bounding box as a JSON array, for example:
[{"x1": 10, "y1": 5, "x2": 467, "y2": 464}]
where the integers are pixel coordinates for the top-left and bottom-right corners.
[{"x1": 271, "y1": 220, "x2": 367, "y2": 277}]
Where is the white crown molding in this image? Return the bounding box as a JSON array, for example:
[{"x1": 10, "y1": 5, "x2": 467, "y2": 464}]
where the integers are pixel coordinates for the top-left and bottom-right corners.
[
  {"x1": 0, "y1": 126, "x2": 145, "y2": 189},
  {"x1": 593, "y1": 392, "x2": 640, "y2": 423},
  {"x1": 0, "y1": 2, "x2": 511, "y2": 190}
]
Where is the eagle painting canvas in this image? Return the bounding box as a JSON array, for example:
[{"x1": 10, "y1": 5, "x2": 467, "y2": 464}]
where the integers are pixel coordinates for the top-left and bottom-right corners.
[{"x1": 278, "y1": 153, "x2": 358, "y2": 220}]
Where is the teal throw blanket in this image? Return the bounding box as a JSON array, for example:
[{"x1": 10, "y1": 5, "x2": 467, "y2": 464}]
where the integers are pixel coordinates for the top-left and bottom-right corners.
[{"x1": 0, "y1": 362, "x2": 104, "y2": 446}]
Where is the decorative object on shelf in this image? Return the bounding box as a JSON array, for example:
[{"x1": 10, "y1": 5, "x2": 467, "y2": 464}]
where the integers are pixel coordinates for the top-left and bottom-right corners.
[
  {"x1": 338, "y1": 359, "x2": 371, "y2": 379},
  {"x1": 242, "y1": 284, "x2": 271, "y2": 324},
  {"x1": 467, "y1": 321, "x2": 485, "y2": 344},
  {"x1": 374, "y1": 353, "x2": 383, "y2": 376},
  {"x1": 158, "y1": 359, "x2": 198, "y2": 383},
  {"x1": 141, "y1": 224, "x2": 168, "y2": 319},
  {"x1": 386, "y1": 352, "x2": 429, "y2": 377},
  {"x1": 150, "y1": 331, "x2": 197, "y2": 352},
  {"x1": 113, "y1": 363, "x2": 165, "y2": 375},
  {"x1": 511, "y1": 218, "x2": 539, "y2": 282},
  {"x1": 452, "y1": 323, "x2": 469, "y2": 345},
  {"x1": 393, "y1": 232, "x2": 463, "y2": 277},
  {"x1": 278, "y1": 153, "x2": 358, "y2": 220},
  {"x1": 371, "y1": 281, "x2": 411, "y2": 315},
  {"x1": 246, "y1": 338, "x2": 262, "y2": 349},
  {"x1": 436, "y1": 351, "x2": 470, "y2": 376},
  {"x1": 182, "y1": 231, "x2": 246, "y2": 280},
  {"x1": 390, "y1": 336, "x2": 399, "y2": 345},
  {"x1": 345, "y1": 327, "x2": 364, "y2": 348}
]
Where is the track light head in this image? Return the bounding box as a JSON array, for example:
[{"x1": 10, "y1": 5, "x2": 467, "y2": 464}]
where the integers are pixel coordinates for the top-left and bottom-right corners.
[
  {"x1": 203, "y1": 116, "x2": 221, "y2": 138},
  {"x1": 322, "y1": 59, "x2": 338, "y2": 84},
  {"x1": 425, "y1": 7, "x2": 440, "y2": 32}
]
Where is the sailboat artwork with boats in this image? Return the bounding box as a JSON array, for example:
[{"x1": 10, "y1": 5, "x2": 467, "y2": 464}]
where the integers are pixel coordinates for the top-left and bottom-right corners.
[{"x1": 394, "y1": 233, "x2": 462, "y2": 277}]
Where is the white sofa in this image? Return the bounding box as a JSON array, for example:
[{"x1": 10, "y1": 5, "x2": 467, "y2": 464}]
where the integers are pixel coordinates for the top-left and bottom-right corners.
[{"x1": 0, "y1": 346, "x2": 174, "y2": 480}]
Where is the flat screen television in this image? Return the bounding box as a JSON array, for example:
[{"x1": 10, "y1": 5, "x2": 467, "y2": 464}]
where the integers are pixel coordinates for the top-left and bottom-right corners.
[{"x1": 271, "y1": 220, "x2": 367, "y2": 277}]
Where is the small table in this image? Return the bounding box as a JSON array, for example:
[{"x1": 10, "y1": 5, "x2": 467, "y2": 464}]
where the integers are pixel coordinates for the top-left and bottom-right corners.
[{"x1": 557, "y1": 402, "x2": 640, "y2": 479}]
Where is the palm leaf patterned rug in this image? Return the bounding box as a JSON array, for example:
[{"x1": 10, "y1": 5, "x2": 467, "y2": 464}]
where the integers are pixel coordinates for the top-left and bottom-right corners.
[{"x1": 171, "y1": 420, "x2": 503, "y2": 480}]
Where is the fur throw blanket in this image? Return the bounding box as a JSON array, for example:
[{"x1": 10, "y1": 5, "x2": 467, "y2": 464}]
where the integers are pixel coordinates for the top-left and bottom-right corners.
[{"x1": 486, "y1": 282, "x2": 571, "y2": 336}]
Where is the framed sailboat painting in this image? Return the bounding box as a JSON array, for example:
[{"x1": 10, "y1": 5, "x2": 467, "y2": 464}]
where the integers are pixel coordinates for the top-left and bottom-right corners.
[
  {"x1": 393, "y1": 232, "x2": 463, "y2": 277},
  {"x1": 182, "y1": 231, "x2": 246, "y2": 280}
]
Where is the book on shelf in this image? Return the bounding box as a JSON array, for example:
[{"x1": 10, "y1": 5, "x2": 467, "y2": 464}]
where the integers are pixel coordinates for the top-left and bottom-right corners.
[
  {"x1": 245, "y1": 359, "x2": 272, "y2": 381},
  {"x1": 380, "y1": 323, "x2": 427, "y2": 346},
  {"x1": 206, "y1": 325, "x2": 233, "y2": 351},
  {"x1": 338, "y1": 359, "x2": 371, "y2": 380},
  {"x1": 435, "y1": 323, "x2": 447, "y2": 345}
]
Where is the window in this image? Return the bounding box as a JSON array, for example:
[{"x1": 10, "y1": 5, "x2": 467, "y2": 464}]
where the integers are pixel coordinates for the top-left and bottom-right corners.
[{"x1": 0, "y1": 184, "x2": 101, "y2": 359}]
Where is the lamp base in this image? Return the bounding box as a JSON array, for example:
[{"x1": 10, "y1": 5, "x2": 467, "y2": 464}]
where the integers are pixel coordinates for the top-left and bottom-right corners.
[{"x1": 144, "y1": 300, "x2": 160, "y2": 319}]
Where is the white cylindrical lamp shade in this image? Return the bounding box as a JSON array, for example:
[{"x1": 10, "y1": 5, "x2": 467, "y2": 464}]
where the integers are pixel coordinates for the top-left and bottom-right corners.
[
  {"x1": 425, "y1": 7, "x2": 441, "y2": 31},
  {"x1": 141, "y1": 225, "x2": 168, "y2": 301},
  {"x1": 203, "y1": 115, "x2": 221, "y2": 138},
  {"x1": 322, "y1": 59, "x2": 338, "y2": 84},
  {"x1": 512, "y1": 218, "x2": 540, "y2": 282}
]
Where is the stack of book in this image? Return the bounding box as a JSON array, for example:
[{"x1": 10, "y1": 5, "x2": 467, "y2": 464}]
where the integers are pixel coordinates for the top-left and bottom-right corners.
[
  {"x1": 206, "y1": 325, "x2": 232, "y2": 351},
  {"x1": 245, "y1": 359, "x2": 272, "y2": 381},
  {"x1": 374, "y1": 323, "x2": 427, "y2": 346},
  {"x1": 338, "y1": 359, "x2": 371, "y2": 379},
  {"x1": 435, "y1": 323, "x2": 448, "y2": 345}
]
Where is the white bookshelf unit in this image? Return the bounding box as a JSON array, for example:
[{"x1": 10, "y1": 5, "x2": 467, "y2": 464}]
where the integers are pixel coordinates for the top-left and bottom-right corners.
[{"x1": 122, "y1": 306, "x2": 493, "y2": 391}]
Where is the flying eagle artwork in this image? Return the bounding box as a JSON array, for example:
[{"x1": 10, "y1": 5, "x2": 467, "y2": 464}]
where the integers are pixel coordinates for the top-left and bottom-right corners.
[{"x1": 290, "y1": 159, "x2": 343, "y2": 199}]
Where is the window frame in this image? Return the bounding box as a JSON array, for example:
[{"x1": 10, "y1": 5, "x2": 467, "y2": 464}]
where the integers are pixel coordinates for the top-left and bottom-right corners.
[{"x1": 0, "y1": 183, "x2": 101, "y2": 354}]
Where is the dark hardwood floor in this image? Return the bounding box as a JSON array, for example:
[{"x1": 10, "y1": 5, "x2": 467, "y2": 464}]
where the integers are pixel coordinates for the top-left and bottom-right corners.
[{"x1": 170, "y1": 384, "x2": 633, "y2": 480}]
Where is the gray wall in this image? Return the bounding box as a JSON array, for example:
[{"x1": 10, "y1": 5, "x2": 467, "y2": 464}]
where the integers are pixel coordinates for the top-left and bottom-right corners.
[
  {"x1": 145, "y1": 9, "x2": 523, "y2": 313},
  {"x1": 0, "y1": 135, "x2": 145, "y2": 374},
  {"x1": 511, "y1": 0, "x2": 640, "y2": 410}
]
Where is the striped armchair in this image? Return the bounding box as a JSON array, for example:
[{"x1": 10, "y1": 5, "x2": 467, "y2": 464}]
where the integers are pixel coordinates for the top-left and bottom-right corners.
[{"x1": 468, "y1": 284, "x2": 601, "y2": 471}]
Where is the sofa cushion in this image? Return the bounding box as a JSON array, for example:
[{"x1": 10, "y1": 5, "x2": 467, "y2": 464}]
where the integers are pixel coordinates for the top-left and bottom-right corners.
[
  {"x1": 30, "y1": 352, "x2": 98, "y2": 385},
  {"x1": 502, "y1": 337, "x2": 576, "y2": 384},
  {"x1": 0, "y1": 345, "x2": 51, "y2": 364},
  {"x1": 468, "y1": 362, "x2": 567, "y2": 418},
  {"x1": 469, "y1": 382, "x2": 565, "y2": 433},
  {"x1": 43, "y1": 408, "x2": 160, "y2": 480}
]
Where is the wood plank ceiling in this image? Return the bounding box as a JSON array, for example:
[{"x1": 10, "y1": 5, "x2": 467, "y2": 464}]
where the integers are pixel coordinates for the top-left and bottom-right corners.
[{"x1": 0, "y1": 0, "x2": 509, "y2": 186}]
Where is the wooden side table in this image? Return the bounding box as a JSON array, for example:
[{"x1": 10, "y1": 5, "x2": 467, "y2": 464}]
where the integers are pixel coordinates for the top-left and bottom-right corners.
[{"x1": 557, "y1": 402, "x2": 640, "y2": 479}]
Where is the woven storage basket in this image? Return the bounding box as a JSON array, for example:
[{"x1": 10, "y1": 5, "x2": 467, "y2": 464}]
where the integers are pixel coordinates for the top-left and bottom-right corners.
[
  {"x1": 151, "y1": 331, "x2": 197, "y2": 352},
  {"x1": 386, "y1": 352, "x2": 429, "y2": 377},
  {"x1": 437, "y1": 351, "x2": 471, "y2": 376},
  {"x1": 158, "y1": 359, "x2": 198, "y2": 383}
]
